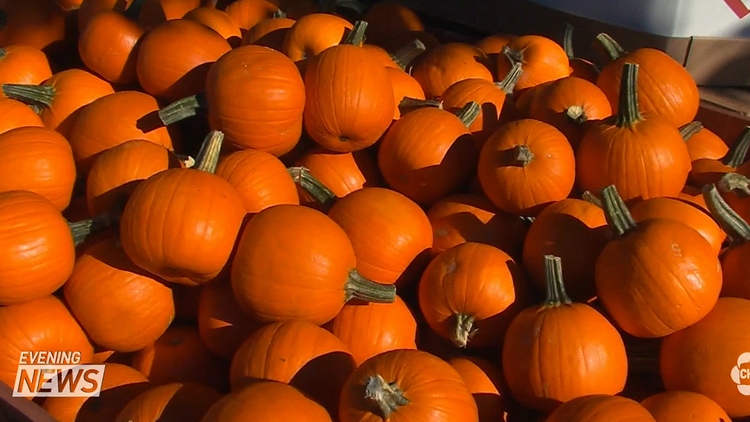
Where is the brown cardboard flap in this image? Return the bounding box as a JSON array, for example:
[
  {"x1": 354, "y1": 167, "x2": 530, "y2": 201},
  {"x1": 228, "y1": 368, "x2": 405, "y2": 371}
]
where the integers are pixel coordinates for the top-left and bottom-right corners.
[
  {"x1": 686, "y1": 37, "x2": 750, "y2": 87},
  {"x1": 699, "y1": 86, "x2": 750, "y2": 116}
]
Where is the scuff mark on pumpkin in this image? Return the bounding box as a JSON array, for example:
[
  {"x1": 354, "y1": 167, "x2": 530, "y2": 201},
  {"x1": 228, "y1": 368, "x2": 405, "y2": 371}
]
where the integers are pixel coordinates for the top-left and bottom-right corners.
[{"x1": 445, "y1": 259, "x2": 457, "y2": 274}]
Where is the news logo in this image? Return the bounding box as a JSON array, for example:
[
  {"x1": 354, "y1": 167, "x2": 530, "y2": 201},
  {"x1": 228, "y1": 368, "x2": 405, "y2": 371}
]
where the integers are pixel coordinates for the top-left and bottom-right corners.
[{"x1": 12, "y1": 351, "x2": 105, "y2": 398}]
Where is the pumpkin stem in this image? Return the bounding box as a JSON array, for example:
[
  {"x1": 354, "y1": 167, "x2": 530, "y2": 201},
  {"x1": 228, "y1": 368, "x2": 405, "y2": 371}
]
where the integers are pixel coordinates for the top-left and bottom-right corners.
[
  {"x1": 614, "y1": 63, "x2": 642, "y2": 128},
  {"x1": 390, "y1": 39, "x2": 426, "y2": 70},
  {"x1": 158, "y1": 93, "x2": 208, "y2": 126},
  {"x1": 342, "y1": 21, "x2": 367, "y2": 46},
  {"x1": 0, "y1": 48, "x2": 5, "y2": 59},
  {"x1": 344, "y1": 269, "x2": 396, "y2": 303},
  {"x1": 679, "y1": 121, "x2": 703, "y2": 142},
  {"x1": 601, "y1": 184, "x2": 638, "y2": 237},
  {"x1": 364, "y1": 374, "x2": 409, "y2": 419},
  {"x1": 398, "y1": 97, "x2": 442, "y2": 116},
  {"x1": 501, "y1": 44, "x2": 523, "y2": 67},
  {"x1": 494, "y1": 62, "x2": 523, "y2": 95},
  {"x1": 721, "y1": 126, "x2": 750, "y2": 168},
  {"x1": 287, "y1": 166, "x2": 338, "y2": 209},
  {"x1": 193, "y1": 131, "x2": 224, "y2": 173},
  {"x1": 593, "y1": 33, "x2": 626, "y2": 62},
  {"x1": 717, "y1": 172, "x2": 750, "y2": 197},
  {"x1": 581, "y1": 190, "x2": 603, "y2": 208},
  {"x1": 542, "y1": 255, "x2": 572, "y2": 308},
  {"x1": 2, "y1": 84, "x2": 55, "y2": 108},
  {"x1": 68, "y1": 213, "x2": 114, "y2": 246},
  {"x1": 702, "y1": 183, "x2": 750, "y2": 244},
  {"x1": 451, "y1": 313, "x2": 476, "y2": 348},
  {"x1": 520, "y1": 215, "x2": 535, "y2": 225},
  {"x1": 510, "y1": 145, "x2": 534, "y2": 167},
  {"x1": 272, "y1": 9, "x2": 286, "y2": 18},
  {"x1": 455, "y1": 101, "x2": 481, "y2": 128},
  {"x1": 565, "y1": 105, "x2": 588, "y2": 125},
  {"x1": 562, "y1": 23, "x2": 576, "y2": 60},
  {"x1": 176, "y1": 154, "x2": 196, "y2": 168}
]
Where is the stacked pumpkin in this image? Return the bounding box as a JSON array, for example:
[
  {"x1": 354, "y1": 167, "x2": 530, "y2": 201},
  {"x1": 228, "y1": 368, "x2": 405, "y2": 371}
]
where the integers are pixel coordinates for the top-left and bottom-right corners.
[{"x1": 0, "y1": 0, "x2": 749, "y2": 421}]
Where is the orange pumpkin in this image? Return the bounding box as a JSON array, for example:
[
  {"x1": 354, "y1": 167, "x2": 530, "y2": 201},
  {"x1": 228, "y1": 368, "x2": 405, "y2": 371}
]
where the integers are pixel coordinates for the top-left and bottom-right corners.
[
  {"x1": 183, "y1": 6, "x2": 243, "y2": 47},
  {"x1": 679, "y1": 121, "x2": 729, "y2": 161},
  {"x1": 137, "y1": 0, "x2": 202, "y2": 29},
  {"x1": 223, "y1": 0, "x2": 279, "y2": 32},
  {"x1": 448, "y1": 357, "x2": 508, "y2": 422},
  {"x1": 0, "y1": 44, "x2": 52, "y2": 86},
  {"x1": 562, "y1": 24, "x2": 599, "y2": 83},
  {"x1": 387, "y1": 67, "x2": 426, "y2": 120},
  {"x1": 242, "y1": 10, "x2": 295, "y2": 51},
  {"x1": 0, "y1": 0, "x2": 67, "y2": 53},
  {"x1": 495, "y1": 35, "x2": 571, "y2": 94},
  {"x1": 362, "y1": 1, "x2": 424, "y2": 47},
  {"x1": 411, "y1": 43, "x2": 494, "y2": 99},
  {"x1": 78, "y1": 11, "x2": 146, "y2": 85},
  {"x1": 282, "y1": 12, "x2": 353, "y2": 62},
  {"x1": 688, "y1": 126, "x2": 750, "y2": 187},
  {"x1": 545, "y1": 395, "x2": 656, "y2": 422},
  {"x1": 77, "y1": 0, "x2": 137, "y2": 32},
  {"x1": 640, "y1": 391, "x2": 731, "y2": 422},
  {"x1": 475, "y1": 33, "x2": 517, "y2": 57},
  {"x1": 0, "y1": 97, "x2": 43, "y2": 135},
  {"x1": 115, "y1": 382, "x2": 223, "y2": 422}
]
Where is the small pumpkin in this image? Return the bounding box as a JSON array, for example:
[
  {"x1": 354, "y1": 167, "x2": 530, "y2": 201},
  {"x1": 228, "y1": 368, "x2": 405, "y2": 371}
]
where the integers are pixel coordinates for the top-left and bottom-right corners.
[
  {"x1": 640, "y1": 391, "x2": 731, "y2": 422},
  {"x1": 679, "y1": 121, "x2": 729, "y2": 162},
  {"x1": 0, "y1": 44, "x2": 52, "y2": 86},
  {"x1": 183, "y1": 6, "x2": 243, "y2": 47},
  {"x1": 0, "y1": 97, "x2": 43, "y2": 135},
  {"x1": 223, "y1": 0, "x2": 280, "y2": 32},
  {"x1": 361, "y1": 1, "x2": 424, "y2": 47},
  {"x1": 388, "y1": 68, "x2": 426, "y2": 120},
  {"x1": 137, "y1": 0, "x2": 202, "y2": 29},
  {"x1": 242, "y1": 10, "x2": 295, "y2": 50},
  {"x1": 475, "y1": 33, "x2": 517, "y2": 57},
  {"x1": 78, "y1": 10, "x2": 146, "y2": 85},
  {"x1": 545, "y1": 395, "x2": 656, "y2": 422},
  {"x1": 77, "y1": 0, "x2": 138, "y2": 32},
  {"x1": 448, "y1": 357, "x2": 508, "y2": 422},
  {"x1": 688, "y1": 125, "x2": 750, "y2": 187},
  {"x1": 495, "y1": 35, "x2": 571, "y2": 94},
  {"x1": 115, "y1": 382, "x2": 222, "y2": 422},
  {"x1": 282, "y1": 11, "x2": 353, "y2": 62},
  {"x1": 410, "y1": 42, "x2": 493, "y2": 99}
]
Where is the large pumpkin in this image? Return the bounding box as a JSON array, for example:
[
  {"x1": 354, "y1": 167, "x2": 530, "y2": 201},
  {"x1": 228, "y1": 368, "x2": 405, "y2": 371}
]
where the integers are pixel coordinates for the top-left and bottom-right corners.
[{"x1": 78, "y1": 10, "x2": 145, "y2": 85}]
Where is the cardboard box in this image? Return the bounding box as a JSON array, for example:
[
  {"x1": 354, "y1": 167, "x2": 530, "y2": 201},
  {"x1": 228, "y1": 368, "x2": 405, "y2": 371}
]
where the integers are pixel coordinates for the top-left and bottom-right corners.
[{"x1": 0, "y1": 382, "x2": 56, "y2": 422}]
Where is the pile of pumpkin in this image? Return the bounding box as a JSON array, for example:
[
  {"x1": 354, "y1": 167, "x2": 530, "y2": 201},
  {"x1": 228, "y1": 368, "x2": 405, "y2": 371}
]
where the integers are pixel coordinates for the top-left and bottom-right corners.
[{"x1": 3, "y1": 0, "x2": 750, "y2": 420}]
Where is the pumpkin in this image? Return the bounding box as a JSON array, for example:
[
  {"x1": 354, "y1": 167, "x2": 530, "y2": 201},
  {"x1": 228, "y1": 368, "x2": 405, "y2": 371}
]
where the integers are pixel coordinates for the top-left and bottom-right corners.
[
  {"x1": 136, "y1": 19, "x2": 231, "y2": 101},
  {"x1": 63, "y1": 236, "x2": 175, "y2": 353},
  {"x1": 137, "y1": 0, "x2": 202, "y2": 29},
  {"x1": 688, "y1": 126, "x2": 750, "y2": 187},
  {"x1": 419, "y1": 242, "x2": 522, "y2": 349},
  {"x1": 378, "y1": 102, "x2": 480, "y2": 205},
  {"x1": 0, "y1": 44, "x2": 52, "y2": 86},
  {"x1": 230, "y1": 320, "x2": 356, "y2": 413},
  {"x1": 679, "y1": 121, "x2": 729, "y2": 162},
  {"x1": 562, "y1": 24, "x2": 598, "y2": 83},
  {"x1": 640, "y1": 391, "x2": 731, "y2": 422},
  {"x1": 77, "y1": 0, "x2": 137, "y2": 32},
  {"x1": 427, "y1": 193, "x2": 529, "y2": 260},
  {"x1": 339, "y1": 349, "x2": 479, "y2": 421},
  {"x1": 0, "y1": 0, "x2": 67, "y2": 53},
  {"x1": 230, "y1": 203, "x2": 396, "y2": 324},
  {"x1": 115, "y1": 382, "x2": 222, "y2": 422},
  {"x1": 119, "y1": 131, "x2": 246, "y2": 286},
  {"x1": 197, "y1": 279, "x2": 264, "y2": 359},
  {"x1": 86, "y1": 139, "x2": 184, "y2": 217},
  {"x1": 526, "y1": 75, "x2": 613, "y2": 151},
  {"x1": 327, "y1": 295, "x2": 418, "y2": 366},
  {"x1": 282, "y1": 12, "x2": 353, "y2": 62},
  {"x1": 411, "y1": 43, "x2": 494, "y2": 99},
  {"x1": 183, "y1": 6, "x2": 243, "y2": 47},
  {"x1": 388, "y1": 68, "x2": 426, "y2": 120},
  {"x1": 595, "y1": 33, "x2": 699, "y2": 127},
  {"x1": 502, "y1": 255, "x2": 628, "y2": 412},
  {"x1": 0, "y1": 97, "x2": 43, "y2": 135},
  {"x1": 576, "y1": 63, "x2": 691, "y2": 203},
  {"x1": 478, "y1": 118, "x2": 576, "y2": 216},
  {"x1": 223, "y1": 0, "x2": 280, "y2": 32},
  {"x1": 242, "y1": 10, "x2": 295, "y2": 50},
  {"x1": 0, "y1": 295, "x2": 94, "y2": 391},
  {"x1": 594, "y1": 184, "x2": 722, "y2": 338},
  {"x1": 522, "y1": 197, "x2": 608, "y2": 302},
  {"x1": 131, "y1": 324, "x2": 229, "y2": 393},
  {"x1": 475, "y1": 34, "x2": 517, "y2": 57},
  {"x1": 43, "y1": 363, "x2": 151, "y2": 422},
  {"x1": 68, "y1": 90, "x2": 174, "y2": 174},
  {"x1": 362, "y1": 1, "x2": 424, "y2": 47},
  {"x1": 448, "y1": 357, "x2": 508, "y2": 422},
  {"x1": 78, "y1": 11, "x2": 146, "y2": 85},
  {"x1": 215, "y1": 148, "x2": 300, "y2": 214},
  {"x1": 3, "y1": 68, "x2": 115, "y2": 138},
  {"x1": 303, "y1": 21, "x2": 395, "y2": 153},
  {"x1": 545, "y1": 395, "x2": 656, "y2": 422},
  {"x1": 201, "y1": 380, "x2": 333, "y2": 422},
  {"x1": 495, "y1": 35, "x2": 571, "y2": 94},
  {"x1": 327, "y1": 187, "x2": 433, "y2": 285}
]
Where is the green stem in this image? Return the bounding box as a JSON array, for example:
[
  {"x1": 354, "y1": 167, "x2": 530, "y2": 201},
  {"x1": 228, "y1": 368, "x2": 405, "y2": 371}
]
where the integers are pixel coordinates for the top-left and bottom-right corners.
[
  {"x1": 495, "y1": 62, "x2": 523, "y2": 95},
  {"x1": 717, "y1": 173, "x2": 750, "y2": 197},
  {"x1": 679, "y1": 121, "x2": 703, "y2": 142},
  {"x1": 287, "y1": 166, "x2": 338, "y2": 209},
  {"x1": 68, "y1": 214, "x2": 114, "y2": 246},
  {"x1": 342, "y1": 21, "x2": 367, "y2": 46},
  {"x1": 563, "y1": 23, "x2": 576, "y2": 60},
  {"x1": 455, "y1": 101, "x2": 480, "y2": 128},
  {"x1": 581, "y1": 191, "x2": 603, "y2": 208},
  {"x1": 502, "y1": 44, "x2": 523, "y2": 66},
  {"x1": 344, "y1": 269, "x2": 396, "y2": 303},
  {"x1": 390, "y1": 39, "x2": 426, "y2": 70},
  {"x1": 272, "y1": 9, "x2": 286, "y2": 18},
  {"x1": 451, "y1": 313, "x2": 476, "y2": 348},
  {"x1": 510, "y1": 145, "x2": 534, "y2": 167},
  {"x1": 702, "y1": 183, "x2": 750, "y2": 244},
  {"x1": 542, "y1": 255, "x2": 572, "y2": 308},
  {"x1": 601, "y1": 184, "x2": 638, "y2": 237},
  {"x1": 614, "y1": 63, "x2": 642, "y2": 128},
  {"x1": 594, "y1": 32, "x2": 626, "y2": 62},
  {"x1": 2, "y1": 84, "x2": 55, "y2": 108},
  {"x1": 722, "y1": 126, "x2": 750, "y2": 168},
  {"x1": 158, "y1": 93, "x2": 208, "y2": 126},
  {"x1": 364, "y1": 375, "x2": 409, "y2": 419},
  {"x1": 398, "y1": 97, "x2": 442, "y2": 117},
  {"x1": 194, "y1": 131, "x2": 224, "y2": 173}
]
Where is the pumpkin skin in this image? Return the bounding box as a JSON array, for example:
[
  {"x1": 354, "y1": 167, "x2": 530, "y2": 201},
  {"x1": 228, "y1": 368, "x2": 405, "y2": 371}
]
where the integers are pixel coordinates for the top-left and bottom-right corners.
[
  {"x1": 78, "y1": 11, "x2": 146, "y2": 85},
  {"x1": 419, "y1": 242, "x2": 522, "y2": 349},
  {"x1": 242, "y1": 14, "x2": 295, "y2": 51},
  {"x1": 327, "y1": 295, "x2": 418, "y2": 366},
  {"x1": 545, "y1": 395, "x2": 656, "y2": 422},
  {"x1": 136, "y1": 19, "x2": 231, "y2": 101},
  {"x1": 386, "y1": 67, "x2": 426, "y2": 119},
  {"x1": 77, "y1": 0, "x2": 137, "y2": 32},
  {"x1": 475, "y1": 34, "x2": 517, "y2": 56},
  {"x1": 0, "y1": 97, "x2": 43, "y2": 134},
  {"x1": 137, "y1": 0, "x2": 202, "y2": 29},
  {"x1": 0, "y1": 126, "x2": 77, "y2": 211},
  {"x1": 63, "y1": 236, "x2": 175, "y2": 353},
  {"x1": 477, "y1": 119, "x2": 576, "y2": 216},
  {"x1": 215, "y1": 149, "x2": 300, "y2": 214},
  {"x1": 496, "y1": 35, "x2": 571, "y2": 94},
  {"x1": 282, "y1": 12, "x2": 353, "y2": 62},
  {"x1": 680, "y1": 121, "x2": 729, "y2": 161},
  {"x1": 68, "y1": 90, "x2": 174, "y2": 174},
  {"x1": 327, "y1": 187, "x2": 433, "y2": 285},
  {"x1": 660, "y1": 298, "x2": 750, "y2": 418},
  {"x1": 440, "y1": 78, "x2": 514, "y2": 146},
  {"x1": 522, "y1": 198, "x2": 608, "y2": 303},
  {"x1": 0, "y1": 0, "x2": 67, "y2": 53},
  {"x1": 362, "y1": 2, "x2": 424, "y2": 47},
  {"x1": 86, "y1": 139, "x2": 183, "y2": 217},
  {"x1": 223, "y1": 0, "x2": 279, "y2": 32},
  {"x1": 640, "y1": 391, "x2": 731, "y2": 422},
  {"x1": 200, "y1": 380, "x2": 333, "y2": 422},
  {"x1": 0, "y1": 295, "x2": 94, "y2": 391},
  {"x1": 303, "y1": 34, "x2": 395, "y2": 153},
  {"x1": 377, "y1": 106, "x2": 478, "y2": 205},
  {"x1": 205, "y1": 45, "x2": 306, "y2": 156},
  {"x1": 230, "y1": 320, "x2": 357, "y2": 413},
  {"x1": 183, "y1": 7, "x2": 243, "y2": 47},
  {"x1": 448, "y1": 357, "x2": 508, "y2": 422},
  {"x1": 115, "y1": 382, "x2": 222, "y2": 422},
  {"x1": 0, "y1": 191, "x2": 76, "y2": 305},
  {"x1": 119, "y1": 164, "x2": 247, "y2": 286},
  {"x1": 427, "y1": 193, "x2": 529, "y2": 261},
  {"x1": 0, "y1": 44, "x2": 52, "y2": 86},
  {"x1": 339, "y1": 349, "x2": 479, "y2": 422},
  {"x1": 411, "y1": 43, "x2": 494, "y2": 99}
]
